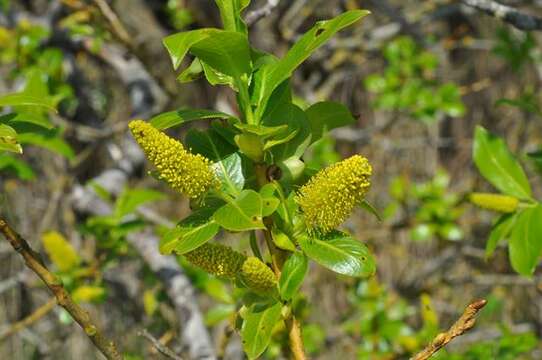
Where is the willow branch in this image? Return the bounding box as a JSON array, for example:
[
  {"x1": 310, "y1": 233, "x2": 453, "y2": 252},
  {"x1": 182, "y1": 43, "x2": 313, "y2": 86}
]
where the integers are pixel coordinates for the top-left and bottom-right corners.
[
  {"x1": 245, "y1": 0, "x2": 280, "y2": 26},
  {"x1": 0, "y1": 297, "x2": 56, "y2": 341},
  {"x1": 138, "y1": 329, "x2": 183, "y2": 360},
  {"x1": 462, "y1": 0, "x2": 542, "y2": 31},
  {"x1": 411, "y1": 299, "x2": 487, "y2": 360},
  {"x1": 0, "y1": 219, "x2": 123, "y2": 360}
]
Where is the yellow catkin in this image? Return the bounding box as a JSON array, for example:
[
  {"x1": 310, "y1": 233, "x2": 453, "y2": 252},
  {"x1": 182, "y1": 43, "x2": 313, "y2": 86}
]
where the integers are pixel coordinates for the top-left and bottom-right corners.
[
  {"x1": 296, "y1": 155, "x2": 372, "y2": 233},
  {"x1": 184, "y1": 243, "x2": 246, "y2": 278},
  {"x1": 469, "y1": 193, "x2": 519, "y2": 213},
  {"x1": 129, "y1": 120, "x2": 216, "y2": 198},
  {"x1": 240, "y1": 257, "x2": 277, "y2": 293}
]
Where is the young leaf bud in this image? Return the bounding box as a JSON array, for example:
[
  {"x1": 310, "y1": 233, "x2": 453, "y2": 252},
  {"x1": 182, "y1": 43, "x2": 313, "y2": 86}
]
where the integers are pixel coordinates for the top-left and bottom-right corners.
[{"x1": 469, "y1": 193, "x2": 519, "y2": 213}]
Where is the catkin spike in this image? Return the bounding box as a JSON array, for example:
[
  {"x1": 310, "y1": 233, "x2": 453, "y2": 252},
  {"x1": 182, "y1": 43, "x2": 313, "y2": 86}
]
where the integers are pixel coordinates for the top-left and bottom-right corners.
[
  {"x1": 296, "y1": 155, "x2": 372, "y2": 233},
  {"x1": 129, "y1": 120, "x2": 216, "y2": 198},
  {"x1": 184, "y1": 243, "x2": 246, "y2": 278},
  {"x1": 469, "y1": 193, "x2": 519, "y2": 213},
  {"x1": 240, "y1": 257, "x2": 277, "y2": 294}
]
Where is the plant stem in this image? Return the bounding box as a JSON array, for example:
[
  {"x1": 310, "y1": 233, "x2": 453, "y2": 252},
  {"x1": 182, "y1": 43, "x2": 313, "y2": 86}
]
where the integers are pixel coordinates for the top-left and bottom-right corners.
[
  {"x1": 0, "y1": 297, "x2": 56, "y2": 340},
  {"x1": 254, "y1": 163, "x2": 307, "y2": 360},
  {"x1": 286, "y1": 316, "x2": 307, "y2": 360},
  {"x1": 0, "y1": 219, "x2": 123, "y2": 360}
]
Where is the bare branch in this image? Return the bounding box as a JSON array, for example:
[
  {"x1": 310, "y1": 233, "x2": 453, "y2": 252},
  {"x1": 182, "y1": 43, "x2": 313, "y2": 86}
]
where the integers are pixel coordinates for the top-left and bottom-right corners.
[
  {"x1": 411, "y1": 299, "x2": 488, "y2": 360},
  {"x1": 245, "y1": 0, "x2": 280, "y2": 26},
  {"x1": 0, "y1": 219, "x2": 123, "y2": 360},
  {"x1": 138, "y1": 329, "x2": 183, "y2": 360},
  {"x1": 462, "y1": 0, "x2": 542, "y2": 31},
  {"x1": 0, "y1": 297, "x2": 56, "y2": 341}
]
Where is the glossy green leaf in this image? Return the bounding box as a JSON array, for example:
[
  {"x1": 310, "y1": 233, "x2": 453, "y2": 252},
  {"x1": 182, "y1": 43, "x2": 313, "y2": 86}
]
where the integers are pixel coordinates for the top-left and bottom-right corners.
[
  {"x1": 279, "y1": 252, "x2": 308, "y2": 300},
  {"x1": 150, "y1": 108, "x2": 234, "y2": 130},
  {"x1": 114, "y1": 188, "x2": 165, "y2": 218},
  {"x1": 261, "y1": 195, "x2": 280, "y2": 217},
  {"x1": 0, "y1": 124, "x2": 22, "y2": 153},
  {"x1": 190, "y1": 31, "x2": 251, "y2": 78},
  {"x1": 305, "y1": 101, "x2": 355, "y2": 143},
  {"x1": 241, "y1": 302, "x2": 282, "y2": 359},
  {"x1": 271, "y1": 228, "x2": 296, "y2": 251},
  {"x1": 178, "y1": 58, "x2": 204, "y2": 83},
  {"x1": 186, "y1": 127, "x2": 237, "y2": 161},
  {"x1": 160, "y1": 208, "x2": 220, "y2": 255},
  {"x1": 212, "y1": 153, "x2": 245, "y2": 196},
  {"x1": 509, "y1": 206, "x2": 542, "y2": 275},
  {"x1": 486, "y1": 213, "x2": 516, "y2": 258},
  {"x1": 213, "y1": 190, "x2": 265, "y2": 231},
  {"x1": 163, "y1": 28, "x2": 220, "y2": 69},
  {"x1": 473, "y1": 126, "x2": 532, "y2": 200},
  {"x1": 266, "y1": 104, "x2": 311, "y2": 160},
  {"x1": 0, "y1": 93, "x2": 56, "y2": 111},
  {"x1": 298, "y1": 231, "x2": 375, "y2": 277},
  {"x1": 253, "y1": 10, "x2": 369, "y2": 118}
]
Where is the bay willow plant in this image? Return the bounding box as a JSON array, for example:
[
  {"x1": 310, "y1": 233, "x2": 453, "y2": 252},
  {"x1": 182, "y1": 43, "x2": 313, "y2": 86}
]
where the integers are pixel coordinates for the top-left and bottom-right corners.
[{"x1": 129, "y1": 3, "x2": 376, "y2": 359}]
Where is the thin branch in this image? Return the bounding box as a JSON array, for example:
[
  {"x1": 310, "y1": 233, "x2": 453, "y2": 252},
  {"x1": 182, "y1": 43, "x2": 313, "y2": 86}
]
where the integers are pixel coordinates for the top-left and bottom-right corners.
[
  {"x1": 92, "y1": 0, "x2": 134, "y2": 48},
  {"x1": 138, "y1": 329, "x2": 183, "y2": 360},
  {"x1": 411, "y1": 299, "x2": 488, "y2": 360},
  {"x1": 0, "y1": 297, "x2": 56, "y2": 341},
  {"x1": 462, "y1": 0, "x2": 542, "y2": 31},
  {"x1": 0, "y1": 219, "x2": 123, "y2": 360},
  {"x1": 245, "y1": 0, "x2": 280, "y2": 26}
]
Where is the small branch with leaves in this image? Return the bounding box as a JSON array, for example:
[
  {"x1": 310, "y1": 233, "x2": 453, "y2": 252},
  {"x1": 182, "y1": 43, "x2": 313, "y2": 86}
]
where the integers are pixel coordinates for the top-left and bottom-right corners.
[
  {"x1": 0, "y1": 219, "x2": 123, "y2": 360},
  {"x1": 411, "y1": 299, "x2": 488, "y2": 360}
]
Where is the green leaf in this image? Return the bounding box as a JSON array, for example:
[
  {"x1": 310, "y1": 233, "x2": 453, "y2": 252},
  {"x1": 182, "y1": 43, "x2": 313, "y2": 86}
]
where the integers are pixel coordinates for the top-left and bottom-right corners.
[
  {"x1": 0, "y1": 153, "x2": 35, "y2": 180},
  {"x1": 359, "y1": 200, "x2": 382, "y2": 221},
  {"x1": 0, "y1": 112, "x2": 53, "y2": 129},
  {"x1": 150, "y1": 108, "x2": 234, "y2": 130},
  {"x1": 190, "y1": 31, "x2": 251, "y2": 78},
  {"x1": 177, "y1": 58, "x2": 204, "y2": 83},
  {"x1": 241, "y1": 302, "x2": 282, "y2": 359},
  {"x1": 16, "y1": 126, "x2": 74, "y2": 159},
  {"x1": 486, "y1": 213, "x2": 516, "y2": 257},
  {"x1": 261, "y1": 195, "x2": 280, "y2": 217},
  {"x1": 0, "y1": 93, "x2": 56, "y2": 112},
  {"x1": 72, "y1": 285, "x2": 106, "y2": 303},
  {"x1": 160, "y1": 208, "x2": 220, "y2": 255},
  {"x1": 252, "y1": 10, "x2": 369, "y2": 118},
  {"x1": 212, "y1": 153, "x2": 245, "y2": 196},
  {"x1": 271, "y1": 228, "x2": 296, "y2": 251},
  {"x1": 205, "y1": 304, "x2": 235, "y2": 326},
  {"x1": 279, "y1": 252, "x2": 308, "y2": 300},
  {"x1": 214, "y1": 0, "x2": 250, "y2": 34},
  {"x1": 114, "y1": 188, "x2": 165, "y2": 218},
  {"x1": 42, "y1": 231, "x2": 81, "y2": 272},
  {"x1": 305, "y1": 101, "x2": 355, "y2": 143},
  {"x1": 0, "y1": 124, "x2": 22, "y2": 153},
  {"x1": 473, "y1": 126, "x2": 532, "y2": 200},
  {"x1": 163, "y1": 28, "x2": 220, "y2": 69},
  {"x1": 186, "y1": 127, "x2": 237, "y2": 161},
  {"x1": 298, "y1": 231, "x2": 375, "y2": 277},
  {"x1": 266, "y1": 104, "x2": 311, "y2": 160},
  {"x1": 509, "y1": 206, "x2": 542, "y2": 275},
  {"x1": 213, "y1": 190, "x2": 265, "y2": 231}
]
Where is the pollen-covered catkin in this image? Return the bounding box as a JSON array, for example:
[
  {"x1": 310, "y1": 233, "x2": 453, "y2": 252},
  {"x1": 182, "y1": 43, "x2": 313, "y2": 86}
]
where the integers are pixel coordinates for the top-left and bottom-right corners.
[
  {"x1": 129, "y1": 120, "x2": 216, "y2": 198},
  {"x1": 296, "y1": 155, "x2": 372, "y2": 233},
  {"x1": 184, "y1": 243, "x2": 246, "y2": 278},
  {"x1": 240, "y1": 257, "x2": 277, "y2": 294},
  {"x1": 469, "y1": 193, "x2": 519, "y2": 213}
]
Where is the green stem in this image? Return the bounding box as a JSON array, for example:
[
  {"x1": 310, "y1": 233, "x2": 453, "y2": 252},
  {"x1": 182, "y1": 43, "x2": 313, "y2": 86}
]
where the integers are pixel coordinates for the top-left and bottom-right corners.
[
  {"x1": 237, "y1": 75, "x2": 255, "y2": 125},
  {"x1": 249, "y1": 231, "x2": 263, "y2": 260}
]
